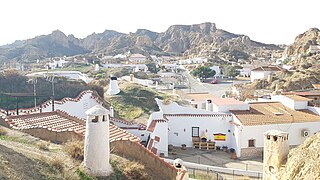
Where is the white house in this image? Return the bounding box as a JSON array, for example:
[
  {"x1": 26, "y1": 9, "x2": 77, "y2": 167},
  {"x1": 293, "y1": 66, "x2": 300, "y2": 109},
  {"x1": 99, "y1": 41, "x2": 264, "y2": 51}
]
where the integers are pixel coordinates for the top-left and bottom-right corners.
[
  {"x1": 129, "y1": 54, "x2": 146, "y2": 63},
  {"x1": 231, "y1": 101, "x2": 320, "y2": 157},
  {"x1": 27, "y1": 71, "x2": 93, "y2": 84},
  {"x1": 184, "y1": 93, "x2": 249, "y2": 112},
  {"x1": 239, "y1": 64, "x2": 255, "y2": 77},
  {"x1": 48, "y1": 59, "x2": 68, "y2": 69},
  {"x1": 250, "y1": 66, "x2": 284, "y2": 82},
  {"x1": 210, "y1": 66, "x2": 222, "y2": 77},
  {"x1": 146, "y1": 98, "x2": 238, "y2": 157},
  {"x1": 271, "y1": 95, "x2": 311, "y2": 110},
  {"x1": 146, "y1": 95, "x2": 320, "y2": 158}
]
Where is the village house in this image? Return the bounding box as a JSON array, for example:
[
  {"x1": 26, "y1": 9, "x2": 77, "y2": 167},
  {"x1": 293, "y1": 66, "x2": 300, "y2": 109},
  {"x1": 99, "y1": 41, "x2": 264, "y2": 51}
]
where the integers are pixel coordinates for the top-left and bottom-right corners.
[
  {"x1": 146, "y1": 94, "x2": 320, "y2": 158},
  {"x1": 128, "y1": 54, "x2": 147, "y2": 63},
  {"x1": 250, "y1": 65, "x2": 284, "y2": 82},
  {"x1": 48, "y1": 58, "x2": 68, "y2": 69},
  {"x1": 239, "y1": 64, "x2": 255, "y2": 77}
]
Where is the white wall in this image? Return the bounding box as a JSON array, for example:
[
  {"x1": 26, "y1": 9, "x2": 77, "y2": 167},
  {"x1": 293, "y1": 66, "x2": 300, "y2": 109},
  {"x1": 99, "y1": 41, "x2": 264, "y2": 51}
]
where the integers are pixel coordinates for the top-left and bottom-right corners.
[
  {"x1": 272, "y1": 95, "x2": 308, "y2": 110},
  {"x1": 13, "y1": 91, "x2": 101, "y2": 119},
  {"x1": 41, "y1": 92, "x2": 100, "y2": 119},
  {"x1": 168, "y1": 115, "x2": 234, "y2": 148},
  {"x1": 212, "y1": 104, "x2": 250, "y2": 113},
  {"x1": 294, "y1": 101, "x2": 308, "y2": 110},
  {"x1": 308, "y1": 106, "x2": 320, "y2": 115},
  {"x1": 251, "y1": 71, "x2": 270, "y2": 82},
  {"x1": 240, "y1": 122, "x2": 320, "y2": 149},
  {"x1": 150, "y1": 121, "x2": 169, "y2": 156}
]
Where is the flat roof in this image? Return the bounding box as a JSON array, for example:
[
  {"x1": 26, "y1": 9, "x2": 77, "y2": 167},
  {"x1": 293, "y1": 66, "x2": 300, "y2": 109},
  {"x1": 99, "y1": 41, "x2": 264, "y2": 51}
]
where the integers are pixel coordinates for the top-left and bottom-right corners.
[
  {"x1": 284, "y1": 95, "x2": 312, "y2": 101},
  {"x1": 185, "y1": 93, "x2": 216, "y2": 101},
  {"x1": 231, "y1": 102, "x2": 320, "y2": 126}
]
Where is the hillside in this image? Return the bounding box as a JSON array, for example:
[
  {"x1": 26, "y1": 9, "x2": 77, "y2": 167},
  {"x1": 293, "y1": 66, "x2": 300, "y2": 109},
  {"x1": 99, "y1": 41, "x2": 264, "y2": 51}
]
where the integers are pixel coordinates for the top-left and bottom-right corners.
[
  {"x1": 107, "y1": 82, "x2": 180, "y2": 121},
  {"x1": 0, "y1": 126, "x2": 151, "y2": 179},
  {"x1": 284, "y1": 28, "x2": 320, "y2": 57},
  {"x1": 0, "y1": 22, "x2": 281, "y2": 62},
  {"x1": 281, "y1": 132, "x2": 320, "y2": 180},
  {"x1": 247, "y1": 28, "x2": 320, "y2": 92}
]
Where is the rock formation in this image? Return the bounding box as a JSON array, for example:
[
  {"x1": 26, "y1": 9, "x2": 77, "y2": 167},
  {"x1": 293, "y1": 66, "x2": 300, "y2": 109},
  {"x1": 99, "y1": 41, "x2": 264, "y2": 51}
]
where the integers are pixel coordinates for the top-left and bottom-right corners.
[
  {"x1": 280, "y1": 132, "x2": 320, "y2": 180},
  {"x1": 0, "y1": 22, "x2": 281, "y2": 62}
]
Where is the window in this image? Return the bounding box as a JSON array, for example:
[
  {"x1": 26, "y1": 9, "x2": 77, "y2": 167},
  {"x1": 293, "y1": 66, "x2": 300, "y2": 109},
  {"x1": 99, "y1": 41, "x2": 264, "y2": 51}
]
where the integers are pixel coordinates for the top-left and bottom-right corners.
[
  {"x1": 92, "y1": 116, "x2": 99, "y2": 123},
  {"x1": 192, "y1": 127, "x2": 200, "y2": 137},
  {"x1": 248, "y1": 139, "x2": 255, "y2": 147}
]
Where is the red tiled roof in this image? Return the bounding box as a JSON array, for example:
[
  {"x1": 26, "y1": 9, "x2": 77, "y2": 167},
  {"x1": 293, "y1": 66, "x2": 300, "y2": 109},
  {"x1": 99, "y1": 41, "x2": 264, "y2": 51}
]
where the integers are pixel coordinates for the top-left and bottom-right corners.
[
  {"x1": 154, "y1": 136, "x2": 160, "y2": 142},
  {"x1": 148, "y1": 139, "x2": 154, "y2": 150},
  {"x1": 147, "y1": 120, "x2": 157, "y2": 132},
  {"x1": 164, "y1": 114, "x2": 232, "y2": 117},
  {"x1": 110, "y1": 117, "x2": 146, "y2": 130},
  {"x1": 4, "y1": 111, "x2": 139, "y2": 142},
  {"x1": 251, "y1": 66, "x2": 284, "y2": 72},
  {"x1": 231, "y1": 102, "x2": 320, "y2": 126}
]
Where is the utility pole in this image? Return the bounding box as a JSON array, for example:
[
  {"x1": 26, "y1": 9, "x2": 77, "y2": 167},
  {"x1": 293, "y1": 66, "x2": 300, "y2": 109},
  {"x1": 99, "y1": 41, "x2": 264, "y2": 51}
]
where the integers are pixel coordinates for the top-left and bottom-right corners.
[
  {"x1": 51, "y1": 75, "x2": 55, "y2": 111},
  {"x1": 32, "y1": 77, "x2": 37, "y2": 108}
]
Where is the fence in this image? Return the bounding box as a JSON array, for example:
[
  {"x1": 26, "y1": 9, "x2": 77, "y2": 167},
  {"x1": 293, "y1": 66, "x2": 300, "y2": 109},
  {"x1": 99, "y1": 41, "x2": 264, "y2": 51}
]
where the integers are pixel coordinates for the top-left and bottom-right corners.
[{"x1": 164, "y1": 158, "x2": 263, "y2": 179}]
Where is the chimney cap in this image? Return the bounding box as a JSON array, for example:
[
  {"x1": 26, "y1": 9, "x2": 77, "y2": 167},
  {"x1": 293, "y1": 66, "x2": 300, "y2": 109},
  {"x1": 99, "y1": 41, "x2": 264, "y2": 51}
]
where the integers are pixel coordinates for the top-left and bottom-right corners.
[{"x1": 85, "y1": 105, "x2": 110, "y2": 116}]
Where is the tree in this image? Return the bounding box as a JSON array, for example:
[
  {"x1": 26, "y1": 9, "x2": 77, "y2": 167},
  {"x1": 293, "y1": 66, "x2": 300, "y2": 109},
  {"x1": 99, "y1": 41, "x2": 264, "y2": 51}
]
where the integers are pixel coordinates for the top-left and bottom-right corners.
[
  {"x1": 223, "y1": 65, "x2": 240, "y2": 78},
  {"x1": 191, "y1": 66, "x2": 216, "y2": 80}
]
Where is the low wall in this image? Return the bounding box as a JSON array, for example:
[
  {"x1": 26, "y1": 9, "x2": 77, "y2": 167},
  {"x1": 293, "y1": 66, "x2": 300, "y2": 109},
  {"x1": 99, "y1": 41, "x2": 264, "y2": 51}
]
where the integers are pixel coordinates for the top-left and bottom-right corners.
[
  {"x1": 240, "y1": 147, "x2": 264, "y2": 158},
  {"x1": 110, "y1": 140, "x2": 178, "y2": 180},
  {"x1": 23, "y1": 128, "x2": 83, "y2": 143}
]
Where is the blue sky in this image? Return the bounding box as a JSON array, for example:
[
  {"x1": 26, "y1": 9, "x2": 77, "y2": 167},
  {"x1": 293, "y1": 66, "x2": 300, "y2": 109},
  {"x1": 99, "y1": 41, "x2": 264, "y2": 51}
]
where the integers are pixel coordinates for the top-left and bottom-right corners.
[{"x1": 0, "y1": 0, "x2": 319, "y2": 45}]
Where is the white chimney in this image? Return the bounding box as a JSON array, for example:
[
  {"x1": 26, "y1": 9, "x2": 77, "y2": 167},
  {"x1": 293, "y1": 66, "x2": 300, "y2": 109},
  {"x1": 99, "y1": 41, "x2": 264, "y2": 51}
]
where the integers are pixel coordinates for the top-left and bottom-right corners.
[
  {"x1": 206, "y1": 99, "x2": 213, "y2": 111},
  {"x1": 107, "y1": 77, "x2": 120, "y2": 95},
  {"x1": 109, "y1": 106, "x2": 114, "y2": 117},
  {"x1": 94, "y1": 64, "x2": 100, "y2": 71},
  {"x1": 84, "y1": 105, "x2": 113, "y2": 176}
]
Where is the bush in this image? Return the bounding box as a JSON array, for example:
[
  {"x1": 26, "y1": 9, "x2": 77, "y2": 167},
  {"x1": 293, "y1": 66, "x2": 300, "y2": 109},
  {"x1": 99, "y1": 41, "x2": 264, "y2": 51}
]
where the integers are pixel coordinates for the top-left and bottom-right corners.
[
  {"x1": 50, "y1": 157, "x2": 64, "y2": 173},
  {"x1": 64, "y1": 140, "x2": 84, "y2": 161},
  {"x1": 123, "y1": 162, "x2": 150, "y2": 180},
  {"x1": 37, "y1": 141, "x2": 50, "y2": 151},
  {"x1": 0, "y1": 127, "x2": 8, "y2": 136}
]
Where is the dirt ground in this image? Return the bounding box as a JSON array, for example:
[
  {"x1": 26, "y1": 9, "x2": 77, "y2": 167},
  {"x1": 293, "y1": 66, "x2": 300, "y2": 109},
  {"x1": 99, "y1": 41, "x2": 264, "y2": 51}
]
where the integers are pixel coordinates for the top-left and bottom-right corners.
[
  {"x1": 0, "y1": 127, "x2": 79, "y2": 180},
  {"x1": 0, "y1": 144, "x2": 48, "y2": 179},
  {"x1": 168, "y1": 147, "x2": 263, "y2": 172}
]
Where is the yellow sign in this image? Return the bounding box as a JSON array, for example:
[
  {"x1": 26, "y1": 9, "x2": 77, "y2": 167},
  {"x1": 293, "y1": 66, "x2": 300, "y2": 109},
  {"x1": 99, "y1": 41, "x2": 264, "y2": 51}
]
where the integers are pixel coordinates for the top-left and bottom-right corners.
[{"x1": 214, "y1": 133, "x2": 226, "y2": 141}]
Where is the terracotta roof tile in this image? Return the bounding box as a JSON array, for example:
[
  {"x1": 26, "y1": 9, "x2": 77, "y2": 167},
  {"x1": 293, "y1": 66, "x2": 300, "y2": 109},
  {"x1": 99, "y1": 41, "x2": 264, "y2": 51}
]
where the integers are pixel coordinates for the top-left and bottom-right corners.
[
  {"x1": 4, "y1": 111, "x2": 139, "y2": 142},
  {"x1": 251, "y1": 66, "x2": 284, "y2": 72},
  {"x1": 284, "y1": 95, "x2": 311, "y2": 101},
  {"x1": 231, "y1": 102, "x2": 320, "y2": 126}
]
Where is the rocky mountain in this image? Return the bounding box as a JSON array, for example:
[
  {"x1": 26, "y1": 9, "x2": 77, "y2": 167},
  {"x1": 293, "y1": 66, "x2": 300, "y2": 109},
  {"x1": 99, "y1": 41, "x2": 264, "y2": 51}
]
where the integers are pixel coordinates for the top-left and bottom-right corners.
[
  {"x1": 285, "y1": 28, "x2": 320, "y2": 56},
  {"x1": 281, "y1": 132, "x2": 320, "y2": 180},
  {"x1": 0, "y1": 30, "x2": 89, "y2": 62},
  {"x1": 0, "y1": 22, "x2": 281, "y2": 62}
]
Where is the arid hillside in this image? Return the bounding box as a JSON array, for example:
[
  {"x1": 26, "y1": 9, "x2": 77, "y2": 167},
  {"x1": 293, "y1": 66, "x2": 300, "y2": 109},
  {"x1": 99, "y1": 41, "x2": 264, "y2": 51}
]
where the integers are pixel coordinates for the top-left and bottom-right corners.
[{"x1": 281, "y1": 132, "x2": 320, "y2": 180}]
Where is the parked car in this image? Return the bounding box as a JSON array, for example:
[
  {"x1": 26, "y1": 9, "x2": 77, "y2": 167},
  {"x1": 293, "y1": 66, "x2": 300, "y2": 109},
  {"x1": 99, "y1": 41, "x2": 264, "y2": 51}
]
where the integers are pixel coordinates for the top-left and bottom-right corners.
[{"x1": 210, "y1": 79, "x2": 218, "y2": 84}]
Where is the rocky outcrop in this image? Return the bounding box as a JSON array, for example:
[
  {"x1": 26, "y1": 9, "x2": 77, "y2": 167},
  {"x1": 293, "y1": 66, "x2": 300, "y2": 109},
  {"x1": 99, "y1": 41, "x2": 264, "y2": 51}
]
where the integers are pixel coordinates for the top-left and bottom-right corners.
[
  {"x1": 285, "y1": 28, "x2": 320, "y2": 56},
  {"x1": 281, "y1": 132, "x2": 320, "y2": 180}
]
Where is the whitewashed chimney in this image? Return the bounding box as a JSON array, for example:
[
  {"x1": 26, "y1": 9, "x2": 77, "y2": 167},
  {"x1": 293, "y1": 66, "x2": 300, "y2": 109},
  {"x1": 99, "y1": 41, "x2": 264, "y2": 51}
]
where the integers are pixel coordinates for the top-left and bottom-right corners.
[
  {"x1": 84, "y1": 105, "x2": 113, "y2": 176},
  {"x1": 206, "y1": 99, "x2": 213, "y2": 111},
  {"x1": 109, "y1": 106, "x2": 114, "y2": 117},
  {"x1": 107, "y1": 77, "x2": 120, "y2": 95}
]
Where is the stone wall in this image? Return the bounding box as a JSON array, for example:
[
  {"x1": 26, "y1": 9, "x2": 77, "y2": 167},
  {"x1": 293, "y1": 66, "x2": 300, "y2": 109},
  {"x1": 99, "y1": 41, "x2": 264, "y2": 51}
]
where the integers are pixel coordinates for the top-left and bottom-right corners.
[
  {"x1": 240, "y1": 147, "x2": 264, "y2": 158},
  {"x1": 23, "y1": 128, "x2": 83, "y2": 143},
  {"x1": 110, "y1": 140, "x2": 178, "y2": 180}
]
